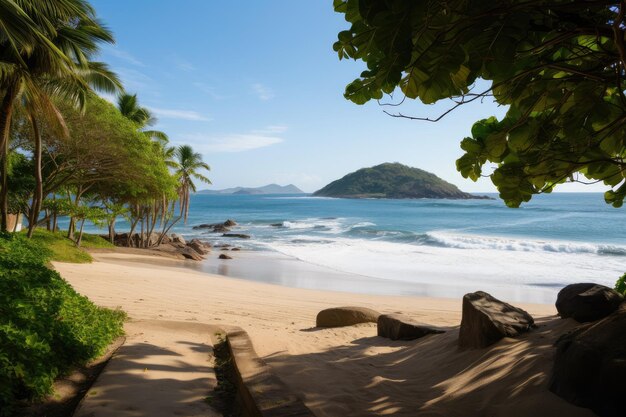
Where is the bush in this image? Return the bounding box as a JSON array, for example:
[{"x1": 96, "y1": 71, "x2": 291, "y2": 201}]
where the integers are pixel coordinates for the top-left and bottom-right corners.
[
  {"x1": 0, "y1": 234, "x2": 125, "y2": 414},
  {"x1": 615, "y1": 273, "x2": 626, "y2": 296}
]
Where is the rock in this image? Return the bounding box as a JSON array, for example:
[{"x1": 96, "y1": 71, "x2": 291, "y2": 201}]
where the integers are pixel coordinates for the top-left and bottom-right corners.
[
  {"x1": 270, "y1": 223, "x2": 283, "y2": 227},
  {"x1": 316, "y1": 307, "x2": 380, "y2": 328},
  {"x1": 458, "y1": 291, "x2": 535, "y2": 349},
  {"x1": 231, "y1": 247, "x2": 240, "y2": 251},
  {"x1": 187, "y1": 240, "x2": 209, "y2": 255},
  {"x1": 180, "y1": 246, "x2": 203, "y2": 261},
  {"x1": 550, "y1": 304, "x2": 626, "y2": 417},
  {"x1": 171, "y1": 233, "x2": 186, "y2": 245},
  {"x1": 220, "y1": 248, "x2": 230, "y2": 251},
  {"x1": 222, "y1": 233, "x2": 251, "y2": 239},
  {"x1": 219, "y1": 253, "x2": 232, "y2": 260},
  {"x1": 193, "y1": 219, "x2": 236, "y2": 233},
  {"x1": 377, "y1": 313, "x2": 445, "y2": 340},
  {"x1": 555, "y1": 283, "x2": 623, "y2": 323},
  {"x1": 212, "y1": 224, "x2": 231, "y2": 233}
]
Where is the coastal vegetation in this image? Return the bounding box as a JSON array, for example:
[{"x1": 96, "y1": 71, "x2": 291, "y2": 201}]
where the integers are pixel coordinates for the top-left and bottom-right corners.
[
  {"x1": 333, "y1": 0, "x2": 626, "y2": 208},
  {"x1": 0, "y1": 234, "x2": 125, "y2": 414},
  {"x1": 0, "y1": 0, "x2": 211, "y2": 412},
  {"x1": 314, "y1": 162, "x2": 488, "y2": 199}
]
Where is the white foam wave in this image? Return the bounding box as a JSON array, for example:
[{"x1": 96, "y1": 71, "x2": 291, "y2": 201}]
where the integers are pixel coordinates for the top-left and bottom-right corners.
[
  {"x1": 426, "y1": 232, "x2": 626, "y2": 255},
  {"x1": 263, "y1": 235, "x2": 623, "y2": 303}
]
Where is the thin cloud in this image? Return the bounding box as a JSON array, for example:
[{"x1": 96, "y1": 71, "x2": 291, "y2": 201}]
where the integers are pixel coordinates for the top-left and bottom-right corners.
[
  {"x1": 252, "y1": 83, "x2": 275, "y2": 100},
  {"x1": 106, "y1": 47, "x2": 144, "y2": 67},
  {"x1": 176, "y1": 59, "x2": 196, "y2": 72},
  {"x1": 149, "y1": 107, "x2": 211, "y2": 121},
  {"x1": 193, "y1": 82, "x2": 227, "y2": 100},
  {"x1": 181, "y1": 125, "x2": 287, "y2": 153}
]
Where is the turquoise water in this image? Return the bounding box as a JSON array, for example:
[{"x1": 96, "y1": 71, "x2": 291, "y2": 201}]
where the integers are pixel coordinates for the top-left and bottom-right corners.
[{"x1": 83, "y1": 192, "x2": 626, "y2": 302}]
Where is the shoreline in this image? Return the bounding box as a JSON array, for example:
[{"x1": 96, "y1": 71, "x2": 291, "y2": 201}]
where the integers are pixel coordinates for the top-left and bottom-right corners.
[
  {"x1": 53, "y1": 250, "x2": 595, "y2": 417},
  {"x1": 97, "y1": 245, "x2": 567, "y2": 305}
]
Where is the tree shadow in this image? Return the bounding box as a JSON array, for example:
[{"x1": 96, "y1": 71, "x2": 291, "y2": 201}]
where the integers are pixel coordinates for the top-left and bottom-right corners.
[
  {"x1": 74, "y1": 337, "x2": 220, "y2": 417},
  {"x1": 264, "y1": 317, "x2": 594, "y2": 417}
]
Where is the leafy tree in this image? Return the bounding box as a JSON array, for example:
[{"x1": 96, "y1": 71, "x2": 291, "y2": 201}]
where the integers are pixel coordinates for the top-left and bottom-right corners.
[
  {"x1": 172, "y1": 145, "x2": 211, "y2": 223},
  {"x1": 333, "y1": 0, "x2": 626, "y2": 207},
  {"x1": 0, "y1": 0, "x2": 119, "y2": 231}
]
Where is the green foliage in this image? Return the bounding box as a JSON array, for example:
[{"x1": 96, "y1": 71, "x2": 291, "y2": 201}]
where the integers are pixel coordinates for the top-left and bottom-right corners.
[
  {"x1": 314, "y1": 162, "x2": 475, "y2": 198},
  {"x1": 615, "y1": 273, "x2": 626, "y2": 296},
  {"x1": 334, "y1": 0, "x2": 626, "y2": 207},
  {"x1": 28, "y1": 229, "x2": 112, "y2": 264},
  {"x1": 0, "y1": 234, "x2": 125, "y2": 414}
]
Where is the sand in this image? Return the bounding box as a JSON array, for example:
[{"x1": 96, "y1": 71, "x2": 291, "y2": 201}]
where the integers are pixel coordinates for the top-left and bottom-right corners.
[{"x1": 53, "y1": 252, "x2": 595, "y2": 417}]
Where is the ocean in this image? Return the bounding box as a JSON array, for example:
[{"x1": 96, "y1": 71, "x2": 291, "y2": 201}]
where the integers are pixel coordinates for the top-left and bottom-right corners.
[{"x1": 81, "y1": 192, "x2": 626, "y2": 304}]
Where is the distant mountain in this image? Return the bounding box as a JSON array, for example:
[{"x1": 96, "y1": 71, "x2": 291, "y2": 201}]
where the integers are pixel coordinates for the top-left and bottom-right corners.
[
  {"x1": 197, "y1": 183, "x2": 305, "y2": 195},
  {"x1": 314, "y1": 163, "x2": 490, "y2": 200}
]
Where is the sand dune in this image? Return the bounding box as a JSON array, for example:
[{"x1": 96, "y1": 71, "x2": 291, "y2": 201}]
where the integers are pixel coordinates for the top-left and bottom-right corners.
[{"x1": 53, "y1": 252, "x2": 593, "y2": 417}]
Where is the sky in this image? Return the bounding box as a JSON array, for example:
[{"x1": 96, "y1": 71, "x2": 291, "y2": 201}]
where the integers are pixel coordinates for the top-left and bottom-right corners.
[{"x1": 90, "y1": 0, "x2": 603, "y2": 194}]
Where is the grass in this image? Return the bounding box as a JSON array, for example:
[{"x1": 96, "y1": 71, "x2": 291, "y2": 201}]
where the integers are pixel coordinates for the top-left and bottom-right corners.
[
  {"x1": 0, "y1": 233, "x2": 125, "y2": 415},
  {"x1": 26, "y1": 229, "x2": 113, "y2": 263}
]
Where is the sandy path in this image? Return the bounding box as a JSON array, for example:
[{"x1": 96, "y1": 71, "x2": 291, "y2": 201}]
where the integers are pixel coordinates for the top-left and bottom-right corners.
[
  {"x1": 54, "y1": 252, "x2": 593, "y2": 417},
  {"x1": 74, "y1": 320, "x2": 220, "y2": 417}
]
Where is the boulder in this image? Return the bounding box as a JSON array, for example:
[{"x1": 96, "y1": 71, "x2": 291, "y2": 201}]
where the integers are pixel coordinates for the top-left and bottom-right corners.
[
  {"x1": 550, "y1": 304, "x2": 626, "y2": 417},
  {"x1": 224, "y1": 219, "x2": 237, "y2": 227},
  {"x1": 171, "y1": 233, "x2": 186, "y2": 245},
  {"x1": 270, "y1": 223, "x2": 283, "y2": 227},
  {"x1": 187, "y1": 239, "x2": 210, "y2": 255},
  {"x1": 458, "y1": 291, "x2": 535, "y2": 349},
  {"x1": 220, "y1": 248, "x2": 230, "y2": 251},
  {"x1": 377, "y1": 313, "x2": 445, "y2": 340},
  {"x1": 555, "y1": 283, "x2": 623, "y2": 323},
  {"x1": 231, "y1": 247, "x2": 241, "y2": 251},
  {"x1": 180, "y1": 246, "x2": 203, "y2": 261},
  {"x1": 219, "y1": 253, "x2": 232, "y2": 260},
  {"x1": 316, "y1": 307, "x2": 380, "y2": 328},
  {"x1": 222, "y1": 233, "x2": 251, "y2": 239},
  {"x1": 212, "y1": 224, "x2": 231, "y2": 233}
]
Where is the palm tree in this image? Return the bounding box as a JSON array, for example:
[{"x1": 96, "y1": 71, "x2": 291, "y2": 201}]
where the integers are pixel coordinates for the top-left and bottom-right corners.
[
  {"x1": 0, "y1": 0, "x2": 121, "y2": 232},
  {"x1": 173, "y1": 145, "x2": 210, "y2": 223},
  {"x1": 117, "y1": 93, "x2": 168, "y2": 143}
]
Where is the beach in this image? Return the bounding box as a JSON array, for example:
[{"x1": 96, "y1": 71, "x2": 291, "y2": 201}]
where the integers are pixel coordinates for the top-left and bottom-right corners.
[{"x1": 54, "y1": 251, "x2": 595, "y2": 417}]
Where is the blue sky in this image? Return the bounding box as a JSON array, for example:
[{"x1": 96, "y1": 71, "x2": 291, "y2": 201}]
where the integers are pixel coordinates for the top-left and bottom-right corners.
[{"x1": 91, "y1": 1, "x2": 601, "y2": 194}]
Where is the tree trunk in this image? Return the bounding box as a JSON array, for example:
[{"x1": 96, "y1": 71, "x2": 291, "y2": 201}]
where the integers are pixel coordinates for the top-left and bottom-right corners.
[
  {"x1": 0, "y1": 85, "x2": 17, "y2": 232},
  {"x1": 76, "y1": 218, "x2": 86, "y2": 247},
  {"x1": 108, "y1": 217, "x2": 116, "y2": 243},
  {"x1": 27, "y1": 113, "x2": 43, "y2": 238}
]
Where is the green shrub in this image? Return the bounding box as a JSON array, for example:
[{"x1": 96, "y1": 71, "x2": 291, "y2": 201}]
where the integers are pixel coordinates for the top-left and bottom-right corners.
[
  {"x1": 615, "y1": 273, "x2": 626, "y2": 296},
  {"x1": 0, "y1": 234, "x2": 125, "y2": 414}
]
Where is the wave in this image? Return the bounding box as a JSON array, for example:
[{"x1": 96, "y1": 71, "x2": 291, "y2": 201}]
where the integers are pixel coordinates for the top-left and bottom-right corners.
[{"x1": 422, "y1": 232, "x2": 626, "y2": 256}]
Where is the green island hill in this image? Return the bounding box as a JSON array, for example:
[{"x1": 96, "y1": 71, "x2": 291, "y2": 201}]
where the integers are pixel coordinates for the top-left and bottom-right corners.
[{"x1": 313, "y1": 163, "x2": 491, "y2": 200}]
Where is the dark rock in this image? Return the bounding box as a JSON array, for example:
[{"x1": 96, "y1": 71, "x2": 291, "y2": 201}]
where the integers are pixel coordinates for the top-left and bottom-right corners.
[
  {"x1": 171, "y1": 233, "x2": 186, "y2": 245},
  {"x1": 219, "y1": 253, "x2": 232, "y2": 260},
  {"x1": 316, "y1": 307, "x2": 380, "y2": 328},
  {"x1": 550, "y1": 304, "x2": 626, "y2": 417},
  {"x1": 556, "y1": 283, "x2": 623, "y2": 323},
  {"x1": 222, "y1": 233, "x2": 251, "y2": 239},
  {"x1": 212, "y1": 224, "x2": 231, "y2": 233},
  {"x1": 270, "y1": 223, "x2": 283, "y2": 227},
  {"x1": 193, "y1": 220, "x2": 235, "y2": 233},
  {"x1": 220, "y1": 248, "x2": 230, "y2": 251},
  {"x1": 377, "y1": 313, "x2": 445, "y2": 340},
  {"x1": 458, "y1": 291, "x2": 535, "y2": 349},
  {"x1": 231, "y1": 247, "x2": 240, "y2": 251},
  {"x1": 192, "y1": 223, "x2": 212, "y2": 230},
  {"x1": 180, "y1": 246, "x2": 203, "y2": 261}
]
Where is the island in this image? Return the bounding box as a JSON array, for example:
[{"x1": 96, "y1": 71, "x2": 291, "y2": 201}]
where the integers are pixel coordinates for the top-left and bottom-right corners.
[
  {"x1": 197, "y1": 183, "x2": 304, "y2": 195},
  {"x1": 313, "y1": 163, "x2": 491, "y2": 199}
]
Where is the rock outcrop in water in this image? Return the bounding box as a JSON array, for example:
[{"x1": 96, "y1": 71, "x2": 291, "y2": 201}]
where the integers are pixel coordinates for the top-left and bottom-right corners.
[{"x1": 314, "y1": 162, "x2": 491, "y2": 199}]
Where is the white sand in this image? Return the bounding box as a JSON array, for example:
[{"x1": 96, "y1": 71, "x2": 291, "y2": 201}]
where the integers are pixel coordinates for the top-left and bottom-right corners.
[{"x1": 54, "y1": 252, "x2": 594, "y2": 417}]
